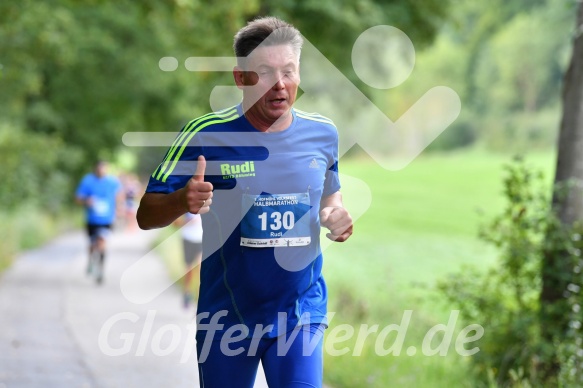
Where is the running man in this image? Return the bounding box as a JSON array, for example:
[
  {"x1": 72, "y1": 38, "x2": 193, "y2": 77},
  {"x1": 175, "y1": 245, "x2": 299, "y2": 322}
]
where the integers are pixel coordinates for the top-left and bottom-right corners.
[
  {"x1": 137, "y1": 17, "x2": 353, "y2": 387},
  {"x1": 76, "y1": 160, "x2": 124, "y2": 284}
]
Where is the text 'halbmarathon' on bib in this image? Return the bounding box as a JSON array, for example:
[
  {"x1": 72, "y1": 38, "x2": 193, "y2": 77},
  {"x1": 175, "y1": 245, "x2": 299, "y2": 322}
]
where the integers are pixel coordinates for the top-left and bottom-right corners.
[{"x1": 241, "y1": 192, "x2": 311, "y2": 247}]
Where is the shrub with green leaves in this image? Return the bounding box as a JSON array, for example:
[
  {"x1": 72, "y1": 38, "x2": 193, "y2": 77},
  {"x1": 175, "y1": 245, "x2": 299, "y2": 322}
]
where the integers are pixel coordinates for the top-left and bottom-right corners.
[
  {"x1": 438, "y1": 156, "x2": 582, "y2": 386},
  {"x1": 0, "y1": 129, "x2": 79, "y2": 213}
]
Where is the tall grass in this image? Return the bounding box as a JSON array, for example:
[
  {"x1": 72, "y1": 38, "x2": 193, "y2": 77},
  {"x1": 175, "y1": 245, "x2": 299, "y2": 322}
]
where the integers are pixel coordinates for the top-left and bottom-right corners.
[
  {"x1": 321, "y1": 150, "x2": 555, "y2": 387},
  {"x1": 0, "y1": 206, "x2": 83, "y2": 272},
  {"x1": 152, "y1": 227, "x2": 201, "y2": 297}
]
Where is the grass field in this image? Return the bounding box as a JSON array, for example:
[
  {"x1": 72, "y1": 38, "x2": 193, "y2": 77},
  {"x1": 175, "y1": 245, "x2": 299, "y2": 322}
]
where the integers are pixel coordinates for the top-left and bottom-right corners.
[
  {"x1": 321, "y1": 149, "x2": 555, "y2": 387},
  {"x1": 155, "y1": 149, "x2": 557, "y2": 387}
]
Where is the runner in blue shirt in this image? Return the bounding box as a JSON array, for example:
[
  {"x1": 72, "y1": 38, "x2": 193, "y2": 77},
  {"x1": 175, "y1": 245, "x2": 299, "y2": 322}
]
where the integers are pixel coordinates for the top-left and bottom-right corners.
[
  {"x1": 76, "y1": 161, "x2": 123, "y2": 284},
  {"x1": 138, "y1": 17, "x2": 353, "y2": 388}
]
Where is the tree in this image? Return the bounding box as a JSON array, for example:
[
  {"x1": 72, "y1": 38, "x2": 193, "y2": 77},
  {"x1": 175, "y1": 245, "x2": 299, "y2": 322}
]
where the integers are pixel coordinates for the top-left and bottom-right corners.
[
  {"x1": 1, "y1": 0, "x2": 456, "y2": 188},
  {"x1": 540, "y1": 0, "x2": 583, "y2": 378}
]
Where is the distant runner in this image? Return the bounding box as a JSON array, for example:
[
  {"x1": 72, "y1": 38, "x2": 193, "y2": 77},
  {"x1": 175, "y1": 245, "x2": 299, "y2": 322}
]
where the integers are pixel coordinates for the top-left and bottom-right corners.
[{"x1": 76, "y1": 160, "x2": 123, "y2": 284}]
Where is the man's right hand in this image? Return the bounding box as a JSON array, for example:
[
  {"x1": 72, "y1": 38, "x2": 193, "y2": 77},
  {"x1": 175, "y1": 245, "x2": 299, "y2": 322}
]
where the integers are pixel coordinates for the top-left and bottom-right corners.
[
  {"x1": 183, "y1": 155, "x2": 213, "y2": 214},
  {"x1": 137, "y1": 155, "x2": 214, "y2": 229}
]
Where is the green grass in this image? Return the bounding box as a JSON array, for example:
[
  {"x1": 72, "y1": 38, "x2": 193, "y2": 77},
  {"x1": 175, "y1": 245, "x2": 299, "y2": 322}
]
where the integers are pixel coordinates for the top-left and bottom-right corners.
[
  {"x1": 0, "y1": 206, "x2": 83, "y2": 273},
  {"x1": 154, "y1": 149, "x2": 557, "y2": 387},
  {"x1": 321, "y1": 149, "x2": 556, "y2": 387},
  {"x1": 153, "y1": 226, "x2": 201, "y2": 296}
]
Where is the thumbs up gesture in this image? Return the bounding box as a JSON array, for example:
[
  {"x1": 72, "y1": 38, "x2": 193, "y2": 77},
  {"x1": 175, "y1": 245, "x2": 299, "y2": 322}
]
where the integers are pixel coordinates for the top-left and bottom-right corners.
[{"x1": 183, "y1": 155, "x2": 213, "y2": 214}]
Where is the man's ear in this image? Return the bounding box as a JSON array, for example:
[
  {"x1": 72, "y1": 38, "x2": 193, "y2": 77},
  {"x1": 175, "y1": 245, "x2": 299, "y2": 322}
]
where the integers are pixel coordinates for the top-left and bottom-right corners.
[{"x1": 233, "y1": 66, "x2": 245, "y2": 90}]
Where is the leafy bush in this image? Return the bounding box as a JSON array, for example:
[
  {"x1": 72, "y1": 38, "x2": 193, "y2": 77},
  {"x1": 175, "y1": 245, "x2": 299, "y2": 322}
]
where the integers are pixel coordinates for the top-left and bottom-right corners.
[
  {"x1": 438, "y1": 156, "x2": 582, "y2": 386},
  {"x1": 425, "y1": 109, "x2": 479, "y2": 152},
  {"x1": 0, "y1": 128, "x2": 80, "y2": 213},
  {"x1": 0, "y1": 205, "x2": 83, "y2": 271},
  {"x1": 556, "y1": 223, "x2": 583, "y2": 386},
  {"x1": 0, "y1": 127, "x2": 84, "y2": 270}
]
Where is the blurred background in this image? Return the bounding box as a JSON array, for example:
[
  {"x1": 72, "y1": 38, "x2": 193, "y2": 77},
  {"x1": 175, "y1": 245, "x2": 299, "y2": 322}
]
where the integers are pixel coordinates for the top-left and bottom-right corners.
[{"x1": 1, "y1": 0, "x2": 582, "y2": 386}]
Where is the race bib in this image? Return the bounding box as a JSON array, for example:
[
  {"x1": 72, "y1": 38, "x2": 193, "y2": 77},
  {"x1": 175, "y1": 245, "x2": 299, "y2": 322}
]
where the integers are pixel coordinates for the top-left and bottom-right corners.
[
  {"x1": 241, "y1": 193, "x2": 311, "y2": 247},
  {"x1": 92, "y1": 198, "x2": 110, "y2": 216}
]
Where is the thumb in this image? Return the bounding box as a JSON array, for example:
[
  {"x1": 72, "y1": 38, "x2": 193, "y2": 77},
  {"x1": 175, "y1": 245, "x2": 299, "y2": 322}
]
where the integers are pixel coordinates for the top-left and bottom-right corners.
[{"x1": 193, "y1": 155, "x2": 206, "y2": 182}]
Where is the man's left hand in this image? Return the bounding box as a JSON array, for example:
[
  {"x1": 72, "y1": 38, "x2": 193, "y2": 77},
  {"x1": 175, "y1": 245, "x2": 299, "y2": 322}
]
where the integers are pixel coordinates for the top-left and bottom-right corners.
[{"x1": 320, "y1": 206, "x2": 353, "y2": 242}]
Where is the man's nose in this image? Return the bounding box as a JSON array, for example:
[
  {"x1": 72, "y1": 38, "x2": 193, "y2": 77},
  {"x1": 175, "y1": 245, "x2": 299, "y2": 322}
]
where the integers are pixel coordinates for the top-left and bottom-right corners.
[{"x1": 271, "y1": 74, "x2": 285, "y2": 90}]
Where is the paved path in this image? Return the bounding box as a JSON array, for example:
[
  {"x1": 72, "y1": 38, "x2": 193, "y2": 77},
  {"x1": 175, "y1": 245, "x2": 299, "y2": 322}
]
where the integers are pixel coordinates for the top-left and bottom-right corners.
[{"x1": 0, "y1": 229, "x2": 269, "y2": 388}]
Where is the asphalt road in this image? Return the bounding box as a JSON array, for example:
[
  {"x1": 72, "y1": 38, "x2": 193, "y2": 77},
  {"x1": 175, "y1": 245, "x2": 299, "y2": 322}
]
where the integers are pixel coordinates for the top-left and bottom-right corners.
[{"x1": 0, "y1": 228, "x2": 269, "y2": 388}]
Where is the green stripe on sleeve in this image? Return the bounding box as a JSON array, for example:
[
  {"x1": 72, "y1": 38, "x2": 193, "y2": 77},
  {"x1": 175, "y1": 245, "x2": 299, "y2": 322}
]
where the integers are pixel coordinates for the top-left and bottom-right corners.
[
  {"x1": 160, "y1": 112, "x2": 240, "y2": 182},
  {"x1": 155, "y1": 107, "x2": 237, "y2": 181}
]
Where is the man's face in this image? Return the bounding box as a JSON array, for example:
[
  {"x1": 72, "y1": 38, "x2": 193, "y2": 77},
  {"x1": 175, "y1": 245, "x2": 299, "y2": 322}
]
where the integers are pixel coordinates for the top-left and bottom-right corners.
[
  {"x1": 235, "y1": 44, "x2": 300, "y2": 127},
  {"x1": 95, "y1": 162, "x2": 107, "y2": 177}
]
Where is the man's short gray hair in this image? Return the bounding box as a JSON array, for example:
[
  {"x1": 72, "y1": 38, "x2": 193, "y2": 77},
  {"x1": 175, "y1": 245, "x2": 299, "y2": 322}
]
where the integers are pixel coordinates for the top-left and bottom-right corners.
[{"x1": 233, "y1": 16, "x2": 303, "y2": 66}]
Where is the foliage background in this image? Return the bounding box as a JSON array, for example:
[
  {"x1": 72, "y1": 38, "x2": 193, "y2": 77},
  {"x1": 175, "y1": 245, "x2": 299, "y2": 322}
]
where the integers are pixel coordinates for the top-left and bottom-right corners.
[{"x1": 1, "y1": 0, "x2": 581, "y2": 385}]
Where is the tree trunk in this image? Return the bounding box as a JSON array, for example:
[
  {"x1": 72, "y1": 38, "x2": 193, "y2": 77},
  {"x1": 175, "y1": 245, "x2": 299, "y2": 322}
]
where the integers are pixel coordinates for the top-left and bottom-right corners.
[
  {"x1": 540, "y1": 1, "x2": 583, "y2": 378},
  {"x1": 553, "y1": 5, "x2": 583, "y2": 224}
]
